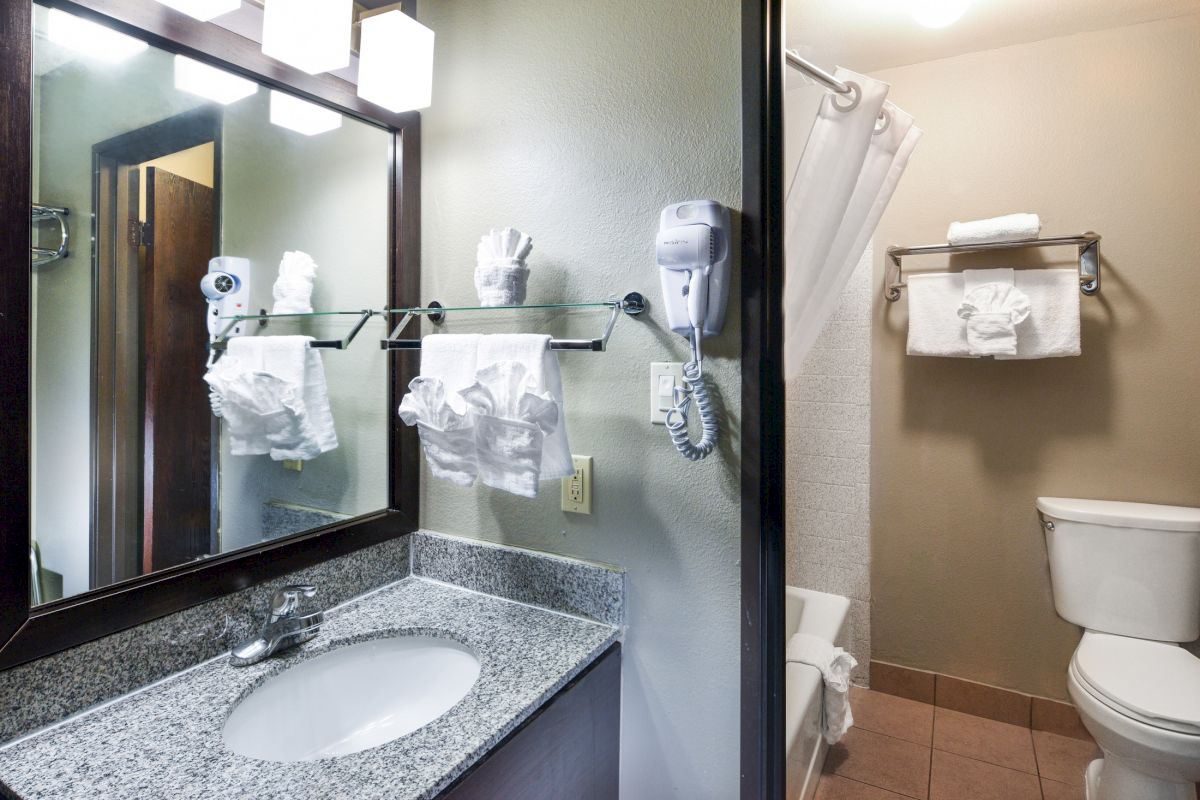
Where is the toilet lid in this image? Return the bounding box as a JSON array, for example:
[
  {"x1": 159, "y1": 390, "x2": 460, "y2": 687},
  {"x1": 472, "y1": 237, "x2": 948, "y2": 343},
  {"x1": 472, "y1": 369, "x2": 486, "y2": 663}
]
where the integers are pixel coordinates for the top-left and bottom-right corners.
[{"x1": 1074, "y1": 632, "x2": 1200, "y2": 735}]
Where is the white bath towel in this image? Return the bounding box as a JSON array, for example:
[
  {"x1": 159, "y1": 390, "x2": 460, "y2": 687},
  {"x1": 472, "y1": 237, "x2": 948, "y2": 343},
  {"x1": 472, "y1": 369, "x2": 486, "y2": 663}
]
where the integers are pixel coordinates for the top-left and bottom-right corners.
[
  {"x1": 271, "y1": 251, "x2": 319, "y2": 315},
  {"x1": 204, "y1": 336, "x2": 337, "y2": 460},
  {"x1": 787, "y1": 633, "x2": 857, "y2": 744},
  {"x1": 947, "y1": 213, "x2": 1041, "y2": 246},
  {"x1": 957, "y1": 270, "x2": 1031, "y2": 357},
  {"x1": 476, "y1": 335, "x2": 573, "y2": 480},
  {"x1": 421, "y1": 334, "x2": 482, "y2": 416},
  {"x1": 907, "y1": 270, "x2": 1079, "y2": 359},
  {"x1": 398, "y1": 377, "x2": 477, "y2": 487}
]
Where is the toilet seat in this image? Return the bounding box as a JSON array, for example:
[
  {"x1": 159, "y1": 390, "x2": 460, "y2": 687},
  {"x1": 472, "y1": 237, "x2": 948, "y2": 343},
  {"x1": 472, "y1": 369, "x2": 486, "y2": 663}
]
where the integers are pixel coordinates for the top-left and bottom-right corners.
[{"x1": 1072, "y1": 632, "x2": 1200, "y2": 736}]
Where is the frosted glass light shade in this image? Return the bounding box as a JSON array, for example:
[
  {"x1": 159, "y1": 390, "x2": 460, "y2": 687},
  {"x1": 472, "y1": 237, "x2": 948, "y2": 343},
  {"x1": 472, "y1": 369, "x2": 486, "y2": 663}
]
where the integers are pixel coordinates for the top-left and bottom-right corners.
[
  {"x1": 47, "y1": 9, "x2": 148, "y2": 63},
  {"x1": 174, "y1": 56, "x2": 258, "y2": 105},
  {"x1": 261, "y1": 0, "x2": 352, "y2": 75},
  {"x1": 909, "y1": 0, "x2": 970, "y2": 28},
  {"x1": 153, "y1": 0, "x2": 240, "y2": 21},
  {"x1": 269, "y1": 91, "x2": 342, "y2": 136},
  {"x1": 357, "y1": 10, "x2": 434, "y2": 112}
]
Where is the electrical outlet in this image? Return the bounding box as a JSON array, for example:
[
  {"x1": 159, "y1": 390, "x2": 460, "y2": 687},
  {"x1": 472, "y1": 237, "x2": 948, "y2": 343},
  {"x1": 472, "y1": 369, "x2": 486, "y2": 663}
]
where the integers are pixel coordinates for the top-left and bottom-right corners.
[
  {"x1": 561, "y1": 455, "x2": 592, "y2": 514},
  {"x1": 650, "y1": 362, "x2": 684, "y2": 424}
]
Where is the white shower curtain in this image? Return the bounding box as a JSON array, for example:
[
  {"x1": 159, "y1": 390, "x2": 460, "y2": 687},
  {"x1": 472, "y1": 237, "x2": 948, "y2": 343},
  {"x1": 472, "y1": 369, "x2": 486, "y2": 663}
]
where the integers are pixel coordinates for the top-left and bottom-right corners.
[{"x1": 784, "y1": 68, "x2": 923, "y2": 379}]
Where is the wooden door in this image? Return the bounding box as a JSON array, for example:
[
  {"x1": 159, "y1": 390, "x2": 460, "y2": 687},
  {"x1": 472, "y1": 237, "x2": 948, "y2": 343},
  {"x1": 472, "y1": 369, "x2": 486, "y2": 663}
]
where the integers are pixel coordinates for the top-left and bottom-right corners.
[{"x1": 142, "y1": 167, "x2": 214, "y2": 572}]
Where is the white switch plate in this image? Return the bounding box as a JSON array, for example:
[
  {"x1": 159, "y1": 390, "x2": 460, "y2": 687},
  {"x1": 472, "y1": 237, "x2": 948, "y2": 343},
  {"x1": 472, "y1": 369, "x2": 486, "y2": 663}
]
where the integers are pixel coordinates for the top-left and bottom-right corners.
[
  {"x1": 561, "y1": 455, "x2": 592, "y2": 514},
  {"x1": 649, "y1": 362, "x2": 684, "y2": 424}
]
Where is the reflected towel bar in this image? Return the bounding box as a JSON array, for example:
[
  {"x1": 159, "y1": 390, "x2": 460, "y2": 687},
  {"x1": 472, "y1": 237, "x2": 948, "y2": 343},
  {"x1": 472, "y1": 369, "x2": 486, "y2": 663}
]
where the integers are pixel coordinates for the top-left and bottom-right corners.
[
  {"x1": 884, "y1": 233, "x2": 1102, "y2": 302},
  {"x1": 31, "y1": 203, "x2": 69, "y2": 266}
]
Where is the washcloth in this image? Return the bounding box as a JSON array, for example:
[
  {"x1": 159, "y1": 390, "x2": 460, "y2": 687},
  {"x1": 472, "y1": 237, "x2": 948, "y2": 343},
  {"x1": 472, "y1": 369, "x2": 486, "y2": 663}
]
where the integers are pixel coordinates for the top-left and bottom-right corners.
[
  {"x1": 476, "y1": 335, "x2": 573, "y2": 480},
  {"x1": 421, "y1": 334, "x2": 482, "y2": 415},
  {"x1": 271, "y1": 251, "x2": 319, "y2": 314},
  {"x1": 787, "y1": 633, "x2": 857, "y2": 744},
  {"x1": 460, "y1": 363, "x2": 560, "y2": 498},
  {"x1": 398, "y1": 377, "x2": 477, "y2": 487},
  {"x1": 204, "y1": 336, "x2": 338, "y2": 460},
  {"x1": 957, "y1": 269, "x2": 1031, "y2": 357},
  {"x1": 475, "y1": 227, "x2": 533, "y2": 306},
  {"x1": 947, "y1": 213, "x2": 1041, "y2": 246},
  {"x1": 907, "y1": 270, "x2": 1079, "y2": 358}
]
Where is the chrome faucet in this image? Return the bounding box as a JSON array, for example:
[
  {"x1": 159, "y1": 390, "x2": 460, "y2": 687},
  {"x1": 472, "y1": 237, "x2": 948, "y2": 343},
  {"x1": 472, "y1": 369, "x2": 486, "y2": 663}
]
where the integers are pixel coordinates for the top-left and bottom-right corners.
[{"x1": 229, "y1": 584, "x2": 325, "y2": 667}]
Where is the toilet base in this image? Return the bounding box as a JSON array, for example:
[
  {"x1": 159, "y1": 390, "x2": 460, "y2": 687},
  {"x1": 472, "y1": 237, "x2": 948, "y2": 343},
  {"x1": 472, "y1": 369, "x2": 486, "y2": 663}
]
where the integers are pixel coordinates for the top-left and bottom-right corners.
[{"x1": 1086, "y1": 757, "x2": 1198, "y2": 800}]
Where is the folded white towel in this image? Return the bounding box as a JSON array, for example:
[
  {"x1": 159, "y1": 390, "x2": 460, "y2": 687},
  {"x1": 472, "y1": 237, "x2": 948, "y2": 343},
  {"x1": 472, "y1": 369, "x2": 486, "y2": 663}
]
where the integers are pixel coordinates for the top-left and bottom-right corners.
[
  {"x1": 907, "y1": 270, "x2": 1079, "y2": 359},
  {"x1": 204, "y1": 336, "x2": 338, "y2": 460},
  {"x1": 947, "y1": 213, "x2": 1041, "y2": 246},
  {"x1": 398, "y1": 377, "x2": 476, "y2": 487},
  {"x1": 786, "y1": 633, "x2": 857, "y2": 744},
  {"x1": 271, "y1": 251, "x2": 318, "y2": 315},
  {"x1": 957, "y1": 280, "x2": 1031, "y2": 357},
  {"x1": 476, "y1": 335, "x2": 573, "y2": 480},
  {"x1": 475, "y1": 227, "x2": 532, "y2": 306},
  {"x1": 421, "y1": 334, "x2": 482, "y2": 416}
]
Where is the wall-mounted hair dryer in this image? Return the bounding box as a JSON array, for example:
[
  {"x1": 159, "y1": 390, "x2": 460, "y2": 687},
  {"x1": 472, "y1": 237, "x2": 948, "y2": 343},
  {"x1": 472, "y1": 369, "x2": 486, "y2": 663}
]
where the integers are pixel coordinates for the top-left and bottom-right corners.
[
  {"x1": 203, "y1": 256, "x2": 252, "y2": 339},
  {"x1": 655, "y1": 200, "x2": 732, "y2": 461}
]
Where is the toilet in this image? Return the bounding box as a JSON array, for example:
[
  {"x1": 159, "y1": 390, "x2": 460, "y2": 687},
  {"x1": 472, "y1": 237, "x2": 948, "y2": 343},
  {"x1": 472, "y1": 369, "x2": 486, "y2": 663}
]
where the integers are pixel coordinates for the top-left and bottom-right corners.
[{"x1": 1039, "y1": 497, "x2": 1200, "y2": 800}]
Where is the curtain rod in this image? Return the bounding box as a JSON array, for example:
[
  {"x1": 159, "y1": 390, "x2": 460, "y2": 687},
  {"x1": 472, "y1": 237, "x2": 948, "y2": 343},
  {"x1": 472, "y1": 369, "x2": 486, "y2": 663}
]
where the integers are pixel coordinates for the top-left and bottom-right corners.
[{"x1": 784, "y1": 49, "x2": 853, "y2": 96}]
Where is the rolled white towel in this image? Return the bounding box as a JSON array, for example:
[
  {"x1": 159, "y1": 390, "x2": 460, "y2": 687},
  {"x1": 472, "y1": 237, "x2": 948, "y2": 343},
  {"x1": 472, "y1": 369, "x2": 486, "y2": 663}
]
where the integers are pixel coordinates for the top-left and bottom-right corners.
[
  {"x1": 947, "y1": 213, "x2": 1041, "y2": 246},
  {"x1": 787, "y1": 632, "x2": 857, "y2": 744},
  {"x1": 271, "y1": 251, "x2": 318, "y2": 314}
]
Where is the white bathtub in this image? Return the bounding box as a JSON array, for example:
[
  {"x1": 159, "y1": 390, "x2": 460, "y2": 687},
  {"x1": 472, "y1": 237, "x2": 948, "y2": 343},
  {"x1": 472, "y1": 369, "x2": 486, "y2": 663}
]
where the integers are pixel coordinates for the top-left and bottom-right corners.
[{"x1": 784, "y1": 585, "x2": 852, "y2": 800}]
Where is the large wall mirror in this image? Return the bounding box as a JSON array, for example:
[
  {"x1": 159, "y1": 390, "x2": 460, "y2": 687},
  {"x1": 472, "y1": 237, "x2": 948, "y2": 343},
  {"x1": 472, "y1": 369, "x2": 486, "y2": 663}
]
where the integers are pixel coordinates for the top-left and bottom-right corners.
[{"x1": 3, "y1": 0, "x2": 419, "y2": 666}]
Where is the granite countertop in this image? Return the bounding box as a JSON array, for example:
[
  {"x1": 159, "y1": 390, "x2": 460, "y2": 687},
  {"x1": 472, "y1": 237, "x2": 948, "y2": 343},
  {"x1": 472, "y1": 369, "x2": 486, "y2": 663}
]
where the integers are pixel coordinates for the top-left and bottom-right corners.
[{"x1": 0, "y1": 577, "x2": 619, "y2": 800}]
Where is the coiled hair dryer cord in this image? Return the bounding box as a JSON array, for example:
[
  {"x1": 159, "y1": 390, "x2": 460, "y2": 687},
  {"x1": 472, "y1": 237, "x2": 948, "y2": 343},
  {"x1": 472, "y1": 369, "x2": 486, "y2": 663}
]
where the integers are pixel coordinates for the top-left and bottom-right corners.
[{"x1": 664, "y1": 330, "x2": 718, "y2": 461}]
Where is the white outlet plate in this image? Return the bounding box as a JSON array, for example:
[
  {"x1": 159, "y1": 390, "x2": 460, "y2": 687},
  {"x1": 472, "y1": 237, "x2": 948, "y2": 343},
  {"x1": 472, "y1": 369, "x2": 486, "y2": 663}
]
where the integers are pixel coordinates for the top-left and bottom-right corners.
[
  {"x1": 650, "y1": 362, "x2": 684, "y2": 424},
  {"x1": 561, "y1": 455, "x2": 592, "y2": 514}
]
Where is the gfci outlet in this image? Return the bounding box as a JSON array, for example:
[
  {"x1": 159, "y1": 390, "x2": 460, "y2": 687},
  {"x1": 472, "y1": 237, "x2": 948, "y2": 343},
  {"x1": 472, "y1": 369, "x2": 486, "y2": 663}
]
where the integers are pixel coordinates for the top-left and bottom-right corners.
[
  {"x1": 650, "y1": 362, "x2": 685, "y2": 424},
  {"x1": 561, "y1": 455, "x2": 592, "y2": 514}
]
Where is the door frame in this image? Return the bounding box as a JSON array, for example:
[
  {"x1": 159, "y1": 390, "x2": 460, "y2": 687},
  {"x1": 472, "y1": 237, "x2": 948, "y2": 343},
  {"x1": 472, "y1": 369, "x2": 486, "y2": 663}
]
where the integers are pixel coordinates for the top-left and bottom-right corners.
[
  {"x1": 740, "y1": 0, "x2": 787, "y2": 798},
  {"x1": 90, "y1": 106, "x2": 223, "y2": 590}
]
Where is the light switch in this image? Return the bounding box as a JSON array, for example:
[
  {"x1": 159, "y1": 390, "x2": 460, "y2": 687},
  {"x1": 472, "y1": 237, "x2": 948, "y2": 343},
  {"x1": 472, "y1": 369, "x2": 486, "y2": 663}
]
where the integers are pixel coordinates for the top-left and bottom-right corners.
[
  {"x1": 649, "y1": 362, "x2": 684, "y2": 424},
  {"x1": 561, "y1": 455, "x2": 592, "y2": 514}
]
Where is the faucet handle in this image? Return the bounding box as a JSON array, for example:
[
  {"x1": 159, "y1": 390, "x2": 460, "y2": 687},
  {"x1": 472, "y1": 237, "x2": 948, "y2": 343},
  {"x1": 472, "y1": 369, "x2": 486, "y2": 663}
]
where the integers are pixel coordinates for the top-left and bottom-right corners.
[{"x1": 268, "y1": 584, "x2": 317, "y2": 621}]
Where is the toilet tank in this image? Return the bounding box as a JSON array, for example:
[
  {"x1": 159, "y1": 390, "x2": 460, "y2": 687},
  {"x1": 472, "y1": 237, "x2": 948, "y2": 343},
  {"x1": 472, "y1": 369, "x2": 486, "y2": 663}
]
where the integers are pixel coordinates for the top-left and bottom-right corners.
[{"x1": 1037, "y1": 497, "x2": 1200, "y2": 642}]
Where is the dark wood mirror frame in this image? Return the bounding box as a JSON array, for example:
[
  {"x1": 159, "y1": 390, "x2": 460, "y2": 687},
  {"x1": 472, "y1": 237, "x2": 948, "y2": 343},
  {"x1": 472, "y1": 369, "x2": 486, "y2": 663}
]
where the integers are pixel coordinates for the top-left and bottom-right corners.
[{"x1": 0, "y1": 0, "x2": 422, "y2": 671}]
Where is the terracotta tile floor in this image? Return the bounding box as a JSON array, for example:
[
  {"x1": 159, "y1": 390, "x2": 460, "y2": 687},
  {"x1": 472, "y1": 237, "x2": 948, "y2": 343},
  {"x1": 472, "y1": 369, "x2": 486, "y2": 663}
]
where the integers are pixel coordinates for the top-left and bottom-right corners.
[{"x1": 815, "y1": 687, "x2": 1101, "y2": 800}]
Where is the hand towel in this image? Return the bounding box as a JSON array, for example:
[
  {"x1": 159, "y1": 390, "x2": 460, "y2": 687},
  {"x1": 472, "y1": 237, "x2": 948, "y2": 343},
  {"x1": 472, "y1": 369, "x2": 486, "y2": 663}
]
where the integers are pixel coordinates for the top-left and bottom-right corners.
[
  {"x1": 204, "y1": 335, "x2": 338, "y2": 460},
  {"x1": 476, "y1": 334, "x2": 573, "y2": 480},
  {"x1": 271, "y1": 251, "x2": 319, "y2": 314},
  {"x1": 786, "y1": 632, "x2": 857, "y2": 744},
  {"x1": 957, "y1": 269, "x2": 1031, "y2": 357},
  {"x1": 947, "y1": 213, "x2": 1041, "y2": 246},
  {"x1": 398, "y1": 377, "x2": 477, "y2": 487},
  {"x1": 420, "y1": 334, "x2": 482, "y2": 415},
  {"x1": 907, "y1": 270, "x2": 1079, "y2": 359},
  {"x1": 461, "y1": 363, "x2": 560, "y2": 498}
]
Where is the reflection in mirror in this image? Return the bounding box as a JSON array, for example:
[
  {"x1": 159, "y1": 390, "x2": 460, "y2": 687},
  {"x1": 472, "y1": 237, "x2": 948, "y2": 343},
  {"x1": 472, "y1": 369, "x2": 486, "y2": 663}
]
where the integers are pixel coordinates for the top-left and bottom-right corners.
[{"x1": 29, "y1": 3, "x2": 391, "y2": 604}]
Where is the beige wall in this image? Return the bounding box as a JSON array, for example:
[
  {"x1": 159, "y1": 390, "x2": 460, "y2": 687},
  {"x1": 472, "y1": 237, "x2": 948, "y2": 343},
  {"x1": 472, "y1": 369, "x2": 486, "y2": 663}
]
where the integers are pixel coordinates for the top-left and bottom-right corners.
[
  {"x1": 871, "y1": 15, "x2": 1200, "y2": 700},
  {"x1": 416, "y1": 0, "x2": 742, "y2": 796}
]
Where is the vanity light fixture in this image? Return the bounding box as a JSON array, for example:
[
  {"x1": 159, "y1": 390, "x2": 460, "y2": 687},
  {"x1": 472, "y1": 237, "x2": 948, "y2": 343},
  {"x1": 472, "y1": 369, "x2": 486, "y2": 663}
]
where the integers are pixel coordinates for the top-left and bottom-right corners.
[
  {"x1": 152, "y1": 0, "x2": 240, "y2": 22},
  {"x1": 261, "y1": 0, "x2": 353, "y2": 75},
  {"x1": 46, "y1": 9, "x2": 148, "y2": 63},
  {"x1": 357, "y1": 10, "x2": 435, "y2": 112},
  {"x1": 909, "y1": 0, "x2": 971, "y2": 28},
  {"x1": 174, "y1": 56, "x2": 258, "y2": 105},
  {"x1": 269, "y1": 90, "x2": 342, "y2": 136}
]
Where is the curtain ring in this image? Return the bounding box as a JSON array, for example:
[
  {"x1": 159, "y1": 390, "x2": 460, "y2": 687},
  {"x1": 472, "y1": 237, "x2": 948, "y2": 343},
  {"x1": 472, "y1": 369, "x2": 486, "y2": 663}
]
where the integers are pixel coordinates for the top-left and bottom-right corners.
[
  {"x1": 831, "y1": 80, "x2": 861, "y2": 113},
  {"x1": 874, "y1": 108, "x2": 892, "y2": 135}
]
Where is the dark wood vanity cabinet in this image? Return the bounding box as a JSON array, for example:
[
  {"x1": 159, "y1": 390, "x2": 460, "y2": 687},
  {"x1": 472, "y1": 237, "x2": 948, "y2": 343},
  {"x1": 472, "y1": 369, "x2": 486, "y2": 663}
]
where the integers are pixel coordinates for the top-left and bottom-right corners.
[{"x1": 440, "y1": 643, "x2": 621, "y2": 800}]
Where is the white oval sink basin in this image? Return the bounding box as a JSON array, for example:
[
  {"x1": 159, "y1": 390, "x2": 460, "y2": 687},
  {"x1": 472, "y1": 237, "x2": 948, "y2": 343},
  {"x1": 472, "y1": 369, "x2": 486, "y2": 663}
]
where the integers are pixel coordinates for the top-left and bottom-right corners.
[{"x1": 222, "y1": 636, "x2": 480, "y2": 762}]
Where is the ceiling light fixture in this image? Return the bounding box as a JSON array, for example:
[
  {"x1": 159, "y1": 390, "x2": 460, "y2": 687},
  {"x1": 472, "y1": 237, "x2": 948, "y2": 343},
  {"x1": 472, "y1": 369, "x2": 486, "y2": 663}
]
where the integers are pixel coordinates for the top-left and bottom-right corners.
[
  {"x1": 174, "y1": 56, "x2": 258, "y2": 105},
  {"x1": 357, "y1": 10, "x2": 435, "y2": 113},
  {"x1": 152, "y1": 0, "x2": 240, "y2": 22},
  {"x1": 269, "y1": 90, "x2": 342, "y2": 136},
  {"x1": 46, "y1": 9, "x2": 148, "y2": 64},
  {"x1": 261, "y1": 0, "x2": 352, "y2": 75},
  {"x1": 910, "y1": 0, "x2": 971, "y2": 29}
]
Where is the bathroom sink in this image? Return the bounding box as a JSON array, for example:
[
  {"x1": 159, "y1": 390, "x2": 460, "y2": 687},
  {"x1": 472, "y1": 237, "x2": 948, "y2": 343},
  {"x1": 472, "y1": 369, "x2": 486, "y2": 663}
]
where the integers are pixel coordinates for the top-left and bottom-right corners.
[{"x1": 222, "y1": 635, "x2": 480, "y2": 762}]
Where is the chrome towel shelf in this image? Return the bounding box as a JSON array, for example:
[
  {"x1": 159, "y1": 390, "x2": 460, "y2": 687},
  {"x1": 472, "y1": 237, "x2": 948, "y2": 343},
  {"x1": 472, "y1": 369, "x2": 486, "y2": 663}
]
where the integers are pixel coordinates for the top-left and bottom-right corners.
[
  {"x1": 884, "y1": 233, "x2": 1101, "y2": 301},
  {"x1": 209, "y1": 293, "x2": 647, "y2": 353},
  {"x1": 31, "y1": 203, "x2": 69, "y2": 266}
]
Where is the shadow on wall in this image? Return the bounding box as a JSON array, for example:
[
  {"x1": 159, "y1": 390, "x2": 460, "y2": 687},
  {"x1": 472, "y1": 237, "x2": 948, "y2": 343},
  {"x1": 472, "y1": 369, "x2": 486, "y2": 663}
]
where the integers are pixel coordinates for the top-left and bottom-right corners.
[{"x1": 879, "y1": 251, "x2": 1162, "y2": 474}]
